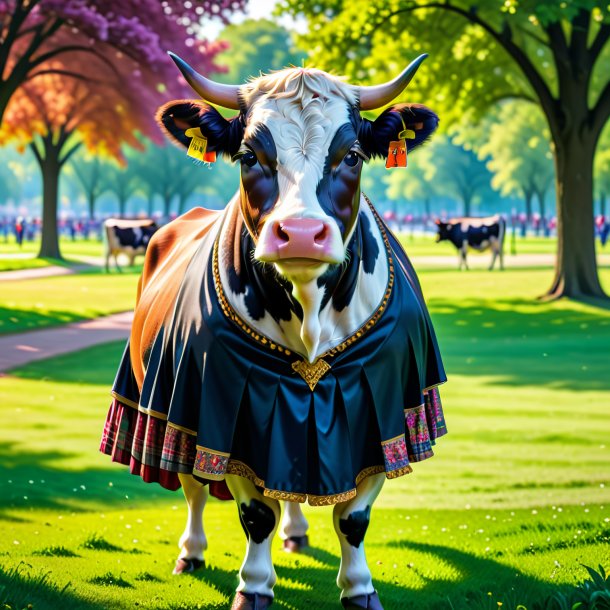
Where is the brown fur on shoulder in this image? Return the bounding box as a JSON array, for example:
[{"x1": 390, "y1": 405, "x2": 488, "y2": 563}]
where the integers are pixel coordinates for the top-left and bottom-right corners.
[{"x1": 130, "y1": 207, "x2": 221, "y2": 389}]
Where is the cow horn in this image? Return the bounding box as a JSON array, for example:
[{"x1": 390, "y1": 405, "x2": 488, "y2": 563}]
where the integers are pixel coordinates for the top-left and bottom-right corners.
[
  {"x1": 168, "y1": 52, "x2": 241, "y2": 110},
  {"x1": 358, "y1": 54, "x2": 428, "y2": 110}
]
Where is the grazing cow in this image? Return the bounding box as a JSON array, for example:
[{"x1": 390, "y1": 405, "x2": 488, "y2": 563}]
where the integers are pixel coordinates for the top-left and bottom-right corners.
[
  {"x1": 104, "y1": 218, "x2": 158, "y2": 271},
  {"x1": 435, "y1": 215, "x2": 506, "y2": 270},
  {"x1": 100, "y1": 53, "x2": 447, "y2": 610}
]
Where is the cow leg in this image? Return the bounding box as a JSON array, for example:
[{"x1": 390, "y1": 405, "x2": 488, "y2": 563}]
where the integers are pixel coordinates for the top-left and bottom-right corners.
[
  {"x1": 114, "y1": 252, "x2": 123, "y2": 273},
  {"x1": 489, "y1": 239, "x2": 498, "y2": 270},
  {"x1": 280, "y1": 501, "x2": 309, "y2": 552},
  {"x1": 459, "y1": 243, "x2": 469, "y2": 270},
  {"x1": 173, "y1": 473, "x2": 208, "y2": 574},
  {"x1": 334, "y1": 473, "x2": 385, "y2": 609},
  {"x1": 226, "y1": 474, "x2": 280, "y2": 608}
]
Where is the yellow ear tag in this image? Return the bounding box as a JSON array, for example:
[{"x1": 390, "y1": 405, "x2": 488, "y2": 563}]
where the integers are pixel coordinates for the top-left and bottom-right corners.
[{"x1": 185, "y1": 127, "x2": 216, "y2": 165}]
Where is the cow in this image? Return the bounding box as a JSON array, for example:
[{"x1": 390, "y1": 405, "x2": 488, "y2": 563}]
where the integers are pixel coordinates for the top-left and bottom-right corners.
[
  {"x1": 435, "y1": 215, "x2": 506, "y2": 270},
  {"x1": 100, "y1": 52, "x2": 447, "y2": 610},
  {"x1": 103, "y1": 218, "x2": 158, "y2": 272}
]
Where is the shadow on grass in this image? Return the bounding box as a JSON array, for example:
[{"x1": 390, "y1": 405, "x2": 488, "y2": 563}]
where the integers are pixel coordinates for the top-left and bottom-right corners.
[
  {"x1": 383, "y1": 539, "x2": 555, "y2": 609},
  {"x1": 0, "y1": 562, "x2": 108, "y2": 610},
  {"x1": 429, "y1": 296, "x2": 610, "y2": 391},
  {"x1": 0, "y1": 306, "x2": 93, "y2": 336},
  {"x1": 0, "y1": 440, "x2": 174, "y2": 517},
  {"x1": 9, "y1": 341, "x2": 125, "y2": 385}
]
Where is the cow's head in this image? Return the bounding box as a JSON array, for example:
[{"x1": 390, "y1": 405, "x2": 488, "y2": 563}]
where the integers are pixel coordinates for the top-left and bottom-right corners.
[
  {"x1": 159, "y1": 54, "x2": 438, "y2": 284},
  {"x1": 435, "y1": 219, "x2": 452, "y2": 242}
]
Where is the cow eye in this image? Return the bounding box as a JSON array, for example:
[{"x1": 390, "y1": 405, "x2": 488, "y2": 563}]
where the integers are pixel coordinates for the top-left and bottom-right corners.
[
  {"x1": 343, "y1": 151, "x2": 361, "y2": 167},
  {"x1": 241, "y1": 151, "x2": 258, "y2": 167}
]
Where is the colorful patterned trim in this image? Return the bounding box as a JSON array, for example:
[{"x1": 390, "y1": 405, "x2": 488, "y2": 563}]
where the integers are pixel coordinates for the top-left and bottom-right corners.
[
  {"x1": 381, "y1": 434, "x2": 411, "y2": 474},
  {"x1": 212, "y1": 196, "x2": 396, "y2": 365},
  {"x1": 193, "y1": 446, "x2": 230, "y2": 480}
]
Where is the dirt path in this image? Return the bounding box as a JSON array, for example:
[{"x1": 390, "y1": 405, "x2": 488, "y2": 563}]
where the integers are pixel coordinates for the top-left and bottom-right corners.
[{"x1": 0, "y1": 310, "x2": 133, "y2": 374}]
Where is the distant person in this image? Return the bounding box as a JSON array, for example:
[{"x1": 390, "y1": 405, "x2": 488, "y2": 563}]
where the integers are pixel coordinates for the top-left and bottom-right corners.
[
  {"x1": 0, "y1": 217, "x2": 8, "y2": 243},
  {"x1": 14, "y1": 216, "x2": 25, "y2": 247}
]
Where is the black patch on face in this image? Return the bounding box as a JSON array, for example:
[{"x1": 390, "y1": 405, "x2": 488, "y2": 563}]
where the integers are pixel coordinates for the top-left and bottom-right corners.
[
  {"x1": 339, "y1": 505, "x2": 370, "y2": 548},
  {"x1": 316, "y1": 123, "x2": 364, "y2": 240},
  {"x1": 239, "y1": 499, "x2": 276, "y2": 544},
  {"x1": 238, "y1": 125, "x2": 279, "y2": 238},
  {"x1": 358, "y1": 212, "x2": 379, "y2": 275}
]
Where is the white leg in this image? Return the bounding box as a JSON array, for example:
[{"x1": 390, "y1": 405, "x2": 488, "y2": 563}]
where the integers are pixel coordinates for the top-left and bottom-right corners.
[
  {"x1": 280, "y1": 501, "x2": 309, "y2": 549},
  {"x1": 334, "y1": 473, "x2": 385, "y2": 603},
  {"x1": 226, "y1": 474, "x2": 280, "y2": 599},
  {"x1": 176, "y1": 473, "x2": 208, "y2": 563}
]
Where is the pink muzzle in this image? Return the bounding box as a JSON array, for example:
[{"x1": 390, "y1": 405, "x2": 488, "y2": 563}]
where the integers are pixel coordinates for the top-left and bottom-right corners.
[{"x1": 267, "y1": 218, "x2": 334, "y2": 261}]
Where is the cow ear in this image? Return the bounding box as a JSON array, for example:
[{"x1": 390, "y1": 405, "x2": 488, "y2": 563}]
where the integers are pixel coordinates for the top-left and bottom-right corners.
[
  {"x1": 156, "y1": 99, "x2": 244, "y2": 159},
  {"x1": 358, "y1": 103, "x2": 439, "y2": 160}
]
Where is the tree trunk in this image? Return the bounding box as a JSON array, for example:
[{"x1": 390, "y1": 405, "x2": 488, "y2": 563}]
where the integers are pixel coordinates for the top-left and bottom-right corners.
[
  {"x1": 35, "y1": 147, "x2": 62, "y2": 259},
  {"x1": 462, "y1": 195, "x2": 471, "y2": 217},
  {"x1": 424, "y1": 197, "x2": 431, "y2": 218},
  {"x1": 88, "y1": 192, "x2": 96, "y2": 220},
  {"x1": 163, "y1": 193, "x2": 172, "y2": 219},
  {"x1": 536, "y1": 190, "x2": 546, "y2": 220},
  {"x1": 544, "y1": 132, "x2": 606, "y2": 300},
  {"x1": 118, "y1": 198, "x2": 126, "y2": 218},
  {"x1": 147, "y1": 196, "x2": 155, "y2": 218}
]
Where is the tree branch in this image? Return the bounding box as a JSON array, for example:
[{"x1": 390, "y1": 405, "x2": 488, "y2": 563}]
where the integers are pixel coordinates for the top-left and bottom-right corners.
[
  {"x1": 592, "y1": 79, "x2": 610, "y2": 134},
  {"x1": 29, "y1": 44, "x2": 122, "y2": 81},
  {"x1": 29, "y1": 138, "x2": 44, "y2": 166},
  {"x1": 589, "y1": 23, "x2": 610, "y2": 62},
  {"x1": 569, "y1": 8, "x2": 591, "y2": 59},
  {"x1": 26, "y1": 68, "x2": 105, "y2": 85},
  {"x1": 60, "y1": 140, "x2": 82, "y2": 167},
  {"x1": 371, "y1": 2, "x2": 558, "y2": 133}
]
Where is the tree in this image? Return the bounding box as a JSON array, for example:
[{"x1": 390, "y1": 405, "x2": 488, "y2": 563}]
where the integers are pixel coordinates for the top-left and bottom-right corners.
[
  {"x1": 0, "y1": 0, "x2": 243, "y2": 124},
  {"x1": 425, "y1": 136, "x2": 493, "y2": 216},
  {"x1": 102, "y1": 160, "x2": 140, "y2": 218},
  {"x1": 280, "y1": 0, "x2": 610, "y2": 299},
  {"x1": 213, "y1": 18, "x2": 306, "y2": 83},
  {"x1": 0, "y1": 69, "x2": 151, "y2": 256},
  {"x1": 456, "y1": 101, "x2": 554, "y2": 222},
  {"x1": 68, "y1": 151, "x2": 108, "y2": 220}
]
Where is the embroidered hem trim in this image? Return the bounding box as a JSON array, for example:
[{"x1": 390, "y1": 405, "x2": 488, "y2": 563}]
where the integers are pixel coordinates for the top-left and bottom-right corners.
[{"x1": 110, "y1": 390, "x2": 173, "y2": 422}]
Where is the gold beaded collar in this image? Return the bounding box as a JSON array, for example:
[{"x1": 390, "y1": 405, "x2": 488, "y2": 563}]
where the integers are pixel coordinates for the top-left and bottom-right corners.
[{"x1": 212, "y1": 195, "x2": 395, "y2": 390}]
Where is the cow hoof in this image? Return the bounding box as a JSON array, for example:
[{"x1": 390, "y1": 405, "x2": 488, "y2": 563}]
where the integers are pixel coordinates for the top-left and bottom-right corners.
[
  {"x1": 172, "y1": 557, "x2": 205, "y2": 574},
  {"x1": 230, "y1": 591, "x2": 273, "y2": 610},
  {"x1": 283, "y1": 535, "x2": 309, "y2": 553},
  {"x1": 341, "y1": 591, "x2": 383, "y2": 610}
]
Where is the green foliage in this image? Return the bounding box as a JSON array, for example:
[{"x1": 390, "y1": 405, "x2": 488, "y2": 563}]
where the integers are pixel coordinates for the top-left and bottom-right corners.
[
  {"x1": 532, "y1": 565, "x2": 610, "y2": 610},
  {"x1": 214, "y1": 18, "x2": 306, "y2": 83},
  {"x1": 594, "y1": 125, "x2": 610, "y2": 201},
  {"x1": 453, "y1": 101, "x2": 554, "y2": 216}
]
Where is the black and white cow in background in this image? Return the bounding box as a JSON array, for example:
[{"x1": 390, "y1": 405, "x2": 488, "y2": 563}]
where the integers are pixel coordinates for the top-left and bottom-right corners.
[
  {"x1": 435, "y1": 215, "x2": 506, "y2": 270},
  {"x1": 104, "y1": 218, "x2": 158, "y2": 271}
]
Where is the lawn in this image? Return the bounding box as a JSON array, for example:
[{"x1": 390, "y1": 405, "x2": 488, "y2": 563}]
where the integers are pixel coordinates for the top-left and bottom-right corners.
[
  {"x1": 0, "y1": 267, "x2": 609, "y2": 609},
  {"x1": 0, "y1": 270, "x2": 140, "y2": 335}
]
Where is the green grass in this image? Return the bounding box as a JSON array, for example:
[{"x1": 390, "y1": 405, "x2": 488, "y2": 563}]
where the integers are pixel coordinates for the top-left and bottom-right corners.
[
  {"x1": 0, "y1": 270, "x2": 140, "y2": 335},
  {"x1": 0, "y1": 268, "x2": 609, "y2": 609},
  {"x1": 0, "y1": 236, "x2": 105, "y2": 258}
]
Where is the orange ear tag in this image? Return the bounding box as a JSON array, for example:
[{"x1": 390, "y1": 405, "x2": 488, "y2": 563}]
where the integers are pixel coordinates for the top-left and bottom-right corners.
[
  {"x1": 185, "y1": 127, "x2": 216, "y2": 165},
  {"x1": 385, "y1": 127, "x2": 416, "y2": 170}
]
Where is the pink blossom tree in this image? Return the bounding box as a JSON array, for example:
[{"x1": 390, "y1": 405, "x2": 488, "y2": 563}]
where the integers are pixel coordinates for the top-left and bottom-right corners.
[{"x1": 0, "y1": 0, "x2": 246, "y2": 123}]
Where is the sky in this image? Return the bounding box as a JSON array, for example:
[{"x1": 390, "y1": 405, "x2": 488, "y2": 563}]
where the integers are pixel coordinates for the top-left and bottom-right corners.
[{"x1": 200, "y1": 0, "x2": 307, "y2": 40}]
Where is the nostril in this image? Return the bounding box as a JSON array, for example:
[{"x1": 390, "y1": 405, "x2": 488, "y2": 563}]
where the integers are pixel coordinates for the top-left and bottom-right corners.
[
  {"x1": 314, "y1": 223, "x2": 328, "y2": 245},
  {"x1": 275, "y1": 222, "x2": 290, "y2": 243}
]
